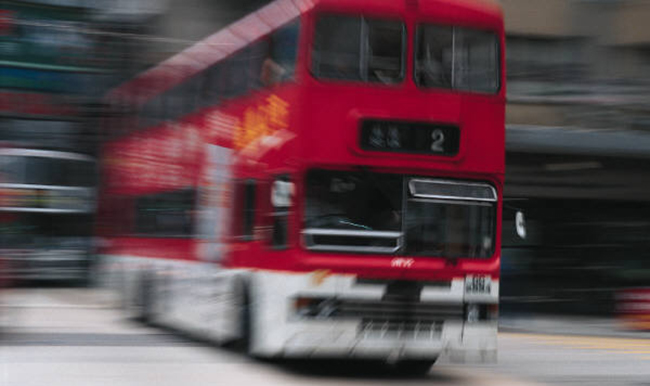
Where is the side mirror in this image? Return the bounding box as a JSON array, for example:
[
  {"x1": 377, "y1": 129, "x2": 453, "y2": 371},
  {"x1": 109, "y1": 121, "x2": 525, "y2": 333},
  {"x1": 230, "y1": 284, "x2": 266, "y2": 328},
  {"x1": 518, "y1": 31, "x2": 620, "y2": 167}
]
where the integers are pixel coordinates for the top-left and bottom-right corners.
[{"x1": 515, "y1": 211, "x2": 527, "y2": 240}]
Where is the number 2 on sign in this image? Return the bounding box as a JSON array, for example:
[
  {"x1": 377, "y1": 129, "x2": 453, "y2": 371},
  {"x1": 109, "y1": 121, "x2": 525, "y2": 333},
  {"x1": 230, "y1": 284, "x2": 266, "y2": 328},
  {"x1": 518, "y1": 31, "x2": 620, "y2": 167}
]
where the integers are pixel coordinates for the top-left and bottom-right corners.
[{"x1": 431, "y1": 129, "x2": 445, "y2": 152}]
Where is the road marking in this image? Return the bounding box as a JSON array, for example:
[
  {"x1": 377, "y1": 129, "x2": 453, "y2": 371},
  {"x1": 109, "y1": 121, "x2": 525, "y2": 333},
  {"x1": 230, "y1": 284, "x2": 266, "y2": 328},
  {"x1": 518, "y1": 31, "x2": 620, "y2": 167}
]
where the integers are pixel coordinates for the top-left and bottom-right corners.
[
  {"x1": 501, "y1": 332, "x2": 650, "y2": 358},
  {"x1": 439, "y1": 367, "x2": 549, "y2": 386}
]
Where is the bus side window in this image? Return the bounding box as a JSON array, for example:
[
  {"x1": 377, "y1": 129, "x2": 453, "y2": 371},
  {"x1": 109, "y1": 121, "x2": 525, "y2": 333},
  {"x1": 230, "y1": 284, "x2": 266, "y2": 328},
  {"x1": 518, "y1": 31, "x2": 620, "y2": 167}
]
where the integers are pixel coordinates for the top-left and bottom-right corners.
[
  {"x1": 165, "y1": 82, "x2": 185, "y2": 122},
  {"x1": 182, "y1": 75, "x2": 202, "y2": 117},
  {"x1": 243, "y1": 180, "x2": 256, "y2": 240},
  {"x1": 140, "y1": 95, "x2": 161, "y2": 129},
  {"x1": 249, "y1": 38, "x2": 271, "y2": 90},
  {"x1": 271, "y1": 175, "x2": 292, "y2": 249},
  {"x1": 233, "y1": 180, "x2": 257, "y2": 241},
  {"x1": 134, "y1": 190, "x2": 195, "y2": 238},
  {"x1": 261, "y1": 19, "x2": 300, "y2": 87},
  {"x1": 273, "y1": 19, "x2": 300, "y2": 80},
  {"x1": 222, "y1": 49, "x2": 251, "y2": 100},
  {"x1": 202, "y1": 64, "x2": 222, "y2": 107},
  {"x1": 161, "y1": 87, "x2": 174, "y2": 122}
]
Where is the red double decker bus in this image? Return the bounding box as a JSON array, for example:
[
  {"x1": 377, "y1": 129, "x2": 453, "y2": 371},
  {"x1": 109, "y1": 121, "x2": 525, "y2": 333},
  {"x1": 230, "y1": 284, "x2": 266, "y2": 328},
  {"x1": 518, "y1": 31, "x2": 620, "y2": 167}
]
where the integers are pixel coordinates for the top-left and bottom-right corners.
[{"x1": 97, "y1": 0, "x2": 505, "y2": 371}]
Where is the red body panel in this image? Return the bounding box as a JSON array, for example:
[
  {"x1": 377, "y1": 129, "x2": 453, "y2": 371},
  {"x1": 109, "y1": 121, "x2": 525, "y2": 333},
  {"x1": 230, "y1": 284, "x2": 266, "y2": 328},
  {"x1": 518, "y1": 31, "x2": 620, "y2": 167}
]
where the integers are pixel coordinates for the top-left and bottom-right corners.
[{"x1": 98, "y1": 0, "x2": 506, "y2": 282}]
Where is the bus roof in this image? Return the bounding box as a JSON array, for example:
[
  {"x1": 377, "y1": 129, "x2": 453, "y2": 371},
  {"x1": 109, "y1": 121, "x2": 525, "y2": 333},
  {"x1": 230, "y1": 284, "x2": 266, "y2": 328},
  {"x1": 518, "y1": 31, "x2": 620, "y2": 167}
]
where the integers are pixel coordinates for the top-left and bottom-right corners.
[
  {"x1": 108, "y1": 0, "x2": 502, "y2": 105},
  {"x1": 314, "y1": 0, "x2": 501, "y2": 18}
]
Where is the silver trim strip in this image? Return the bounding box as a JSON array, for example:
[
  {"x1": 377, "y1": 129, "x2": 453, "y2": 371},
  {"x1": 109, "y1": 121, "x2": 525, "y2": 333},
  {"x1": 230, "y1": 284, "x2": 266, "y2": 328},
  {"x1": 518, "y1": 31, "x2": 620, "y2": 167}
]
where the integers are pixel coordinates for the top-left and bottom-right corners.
[
  {"x1": 303, "y1": 229, "x2": 402, "y2": 254},
  {"x1": 408, "y1": 179, "x2": 497, "y2": 202},
  {"x1": 303, "y1": 229, "x2": 402, "y2": 238},
  {"x1": 409, "y1": 198, "x2": 493, "y2": 207},
  {"x1": 305, "y1": 245, "x2": 401, "y2": 254}
]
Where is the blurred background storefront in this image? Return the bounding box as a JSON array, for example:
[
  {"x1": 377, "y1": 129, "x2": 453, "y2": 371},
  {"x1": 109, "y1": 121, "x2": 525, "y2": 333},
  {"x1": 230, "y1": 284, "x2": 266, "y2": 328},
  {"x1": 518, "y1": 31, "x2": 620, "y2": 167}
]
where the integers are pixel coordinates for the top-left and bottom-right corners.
[{"x1": 501, "y1": 0, "x2": 650, "y2": 315}]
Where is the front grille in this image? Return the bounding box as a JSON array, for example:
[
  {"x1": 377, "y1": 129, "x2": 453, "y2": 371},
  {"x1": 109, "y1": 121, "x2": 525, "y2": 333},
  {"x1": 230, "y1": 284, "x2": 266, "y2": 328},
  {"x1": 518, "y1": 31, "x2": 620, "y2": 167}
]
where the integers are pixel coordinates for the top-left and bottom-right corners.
[
  {"x1": 336, "y1": 299, "x2": 463, "y2": 321},
  {"x1": 359, "y1": 319, "x2": 443, "y2": 339},
  {"x1": 296, "y1": 296, "x2": 463, "y2": 324},
  {"x1": 335, "y1": 298, "x2": 458, "y2": 339}
]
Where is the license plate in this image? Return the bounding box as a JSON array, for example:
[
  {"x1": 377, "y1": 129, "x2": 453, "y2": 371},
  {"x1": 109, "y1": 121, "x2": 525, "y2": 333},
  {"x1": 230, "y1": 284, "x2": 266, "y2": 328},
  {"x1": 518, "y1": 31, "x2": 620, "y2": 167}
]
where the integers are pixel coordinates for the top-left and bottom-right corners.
[{"x1": 465, "y1": 275, "x2": 492, "y2": 294}]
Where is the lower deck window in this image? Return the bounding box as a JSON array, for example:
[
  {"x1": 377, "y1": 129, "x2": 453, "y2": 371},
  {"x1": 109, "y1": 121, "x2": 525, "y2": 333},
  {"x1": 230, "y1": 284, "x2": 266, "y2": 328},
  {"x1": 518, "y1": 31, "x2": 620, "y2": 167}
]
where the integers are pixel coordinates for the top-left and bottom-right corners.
[
  {"x1": 134, "y1": 189, "x2": 195, "y2": 238},
  {"x1": 232, "y1": 180, "x2": 256, "y2": 240}
]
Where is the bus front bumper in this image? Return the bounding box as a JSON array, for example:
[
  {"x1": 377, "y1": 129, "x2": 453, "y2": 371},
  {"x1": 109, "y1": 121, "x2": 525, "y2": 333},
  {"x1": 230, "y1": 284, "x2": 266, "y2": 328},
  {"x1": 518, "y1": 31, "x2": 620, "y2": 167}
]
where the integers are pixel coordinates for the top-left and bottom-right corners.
[
  {"x1": 249, "y1": 271, "x2": 498, "y2": 363},
  {"x1": 279, "y1": 320, "x2": 497, "y2": 362}
]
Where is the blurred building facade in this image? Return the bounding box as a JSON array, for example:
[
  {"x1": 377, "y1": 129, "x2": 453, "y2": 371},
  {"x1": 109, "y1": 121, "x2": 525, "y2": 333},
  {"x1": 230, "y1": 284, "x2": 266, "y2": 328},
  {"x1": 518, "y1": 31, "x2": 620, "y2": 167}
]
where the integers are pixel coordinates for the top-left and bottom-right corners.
[
  {"x1": 500, "y1": 0, "x2": 650, "y2": 315},
  {"x1": 0, "y1": 0, "x2": 160, "y2": 154},
  {"x1": 504, "y1": 0, "x2": 650, "y2": 130}
]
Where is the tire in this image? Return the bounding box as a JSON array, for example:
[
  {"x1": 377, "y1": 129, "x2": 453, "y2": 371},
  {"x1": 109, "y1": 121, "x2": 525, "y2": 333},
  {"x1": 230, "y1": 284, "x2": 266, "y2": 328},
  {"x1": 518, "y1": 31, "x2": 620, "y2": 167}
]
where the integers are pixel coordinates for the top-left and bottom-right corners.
[
  {"x1": 126, "y1": 272, "x2": 151, "y2": 323},
  {"x1": 231, "y1": 278, "x2": 252, "y2": 354},
  {"x1": 393, "y1": 359, "x2": 436, "y2": 377},
  {"x1": 139, "y1": 272, "x2": 155, "y2": 324},
  {"x1": 119, "y1": 269, "x2": 131, "y2": 311}
]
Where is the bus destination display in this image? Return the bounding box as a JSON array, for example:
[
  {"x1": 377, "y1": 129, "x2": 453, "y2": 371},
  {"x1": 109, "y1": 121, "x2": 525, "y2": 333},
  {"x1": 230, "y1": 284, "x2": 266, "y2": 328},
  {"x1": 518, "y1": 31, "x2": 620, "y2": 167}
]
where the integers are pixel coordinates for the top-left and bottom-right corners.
[{"x1": 360, "y1": 120, "x2": 460, "y2": 156}]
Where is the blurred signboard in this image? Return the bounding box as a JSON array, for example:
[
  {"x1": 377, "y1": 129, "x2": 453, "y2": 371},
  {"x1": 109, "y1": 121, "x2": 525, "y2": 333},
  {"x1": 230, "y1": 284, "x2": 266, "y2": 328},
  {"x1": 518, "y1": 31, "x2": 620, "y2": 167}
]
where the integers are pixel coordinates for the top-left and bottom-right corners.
[
  {"x1": 1, "y1": 1, "x2": 110, "y2": 99},
  {"x1": 0, "y1": 91, "x2": 76, "y2": 116},
  {"x1": 0, "y1": 67, "x2": 99, "y2": 94},
  {"x1": 0, "y1": 186, "x2": 93, "y2": 213},
  {"x1": 2, "y1": 2, "x2": 96, "y2": 69}
]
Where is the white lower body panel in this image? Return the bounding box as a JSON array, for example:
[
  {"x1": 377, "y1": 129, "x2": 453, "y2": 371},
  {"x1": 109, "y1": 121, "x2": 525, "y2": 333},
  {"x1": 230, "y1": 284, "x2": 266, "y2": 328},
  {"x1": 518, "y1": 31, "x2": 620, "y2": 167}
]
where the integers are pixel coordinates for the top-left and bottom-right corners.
[
  {"x1": 250, "y1": 270, "x2": 498, "y2": 362},
  {"x1": 99, "y1": 255, "x2": 498, "y2": 363}
]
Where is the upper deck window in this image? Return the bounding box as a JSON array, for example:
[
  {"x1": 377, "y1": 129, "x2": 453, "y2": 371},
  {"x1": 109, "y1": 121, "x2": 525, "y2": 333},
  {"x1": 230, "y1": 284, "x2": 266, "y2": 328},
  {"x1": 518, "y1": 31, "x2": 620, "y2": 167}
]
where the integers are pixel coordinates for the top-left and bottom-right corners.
[
  {"x1": 312, "y1": 15, "x2": 405, "y2": 84},
  {"x1": 415, "y1": 25, "x2": 499, "y2": 94}
]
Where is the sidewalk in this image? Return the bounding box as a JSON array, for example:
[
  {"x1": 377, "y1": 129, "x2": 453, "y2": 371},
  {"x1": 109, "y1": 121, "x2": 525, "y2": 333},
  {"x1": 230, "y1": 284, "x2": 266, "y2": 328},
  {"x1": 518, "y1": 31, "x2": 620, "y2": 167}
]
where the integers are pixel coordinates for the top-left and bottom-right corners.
[{"x1": 499, "y1": 314, "x2": 650, "y2": 339}]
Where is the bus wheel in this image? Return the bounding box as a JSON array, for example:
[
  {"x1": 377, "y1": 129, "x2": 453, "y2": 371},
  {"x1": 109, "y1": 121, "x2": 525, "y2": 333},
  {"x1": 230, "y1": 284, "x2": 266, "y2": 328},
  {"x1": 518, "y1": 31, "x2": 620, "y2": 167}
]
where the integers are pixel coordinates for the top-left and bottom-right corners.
[
  {"x1": 231, "y1": 278, "x2": 252, "y2": 354},
  {"x1": 129, "y1": 272, "x2": 153, "y2": 323},
  {"x1": 393, "y1": 359, "x2": 436, "y2": 377},
  {"x1": 139, "y1": 273, "x2": 156, "y2": 324}
]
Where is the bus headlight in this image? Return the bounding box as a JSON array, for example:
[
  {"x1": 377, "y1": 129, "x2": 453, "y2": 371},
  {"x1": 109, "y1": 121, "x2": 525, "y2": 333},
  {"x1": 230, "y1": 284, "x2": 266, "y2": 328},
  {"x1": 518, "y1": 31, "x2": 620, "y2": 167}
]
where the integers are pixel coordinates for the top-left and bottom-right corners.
[
  {"x1": 466, "y1": 304, "x2": 480, "y2": 323},
  {"x1": 465, "y1": 303, "x2": 499, "y2": 323},
  {"x1": 293, "y1": 297, "x2": 337, "y2": 319}
]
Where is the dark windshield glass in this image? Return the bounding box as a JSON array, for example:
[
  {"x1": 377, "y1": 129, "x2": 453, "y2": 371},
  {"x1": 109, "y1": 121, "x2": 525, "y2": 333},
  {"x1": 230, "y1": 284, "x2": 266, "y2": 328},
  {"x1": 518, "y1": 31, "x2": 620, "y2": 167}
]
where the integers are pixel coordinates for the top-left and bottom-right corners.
[
  {"x1": 405, "y1": 200, "x2": 495, "y2": 258},
  {"x1": 415, "y1": 25, "x2": 499, "y2": 93},
  {"x1": 312, "y1": 15, "x2": 404, "y2": 84},
  {"x1": 305, "y1": 170, "x2": 403, "y2": 232},
  {"x1": 304, "y1": 170, "x2": 497, "y2": 258}
]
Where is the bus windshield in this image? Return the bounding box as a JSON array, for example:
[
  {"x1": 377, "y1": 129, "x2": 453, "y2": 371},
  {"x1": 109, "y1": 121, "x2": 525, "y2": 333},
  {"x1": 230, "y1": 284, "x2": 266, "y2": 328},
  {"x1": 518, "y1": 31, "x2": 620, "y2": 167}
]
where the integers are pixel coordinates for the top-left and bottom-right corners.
[
  {"x1": 312, "y1": 15, "x2": 405, "y2": 84},
  {"x1": 415, "y1": 24, "x2": 499, "y2": 93},
  {"x1": 304, "y1": 170, "x2": 496, "y2": 258}
]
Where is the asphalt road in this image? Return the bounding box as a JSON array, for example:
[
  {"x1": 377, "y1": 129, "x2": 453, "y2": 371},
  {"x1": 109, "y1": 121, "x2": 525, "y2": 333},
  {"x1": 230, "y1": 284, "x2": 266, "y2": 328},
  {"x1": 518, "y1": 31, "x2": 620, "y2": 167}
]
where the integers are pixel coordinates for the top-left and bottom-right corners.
[{"x1": 0, "y1": 289, "x2": 648, "y2": 386}]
